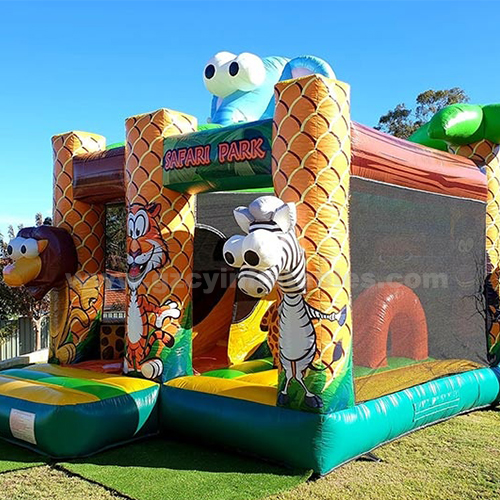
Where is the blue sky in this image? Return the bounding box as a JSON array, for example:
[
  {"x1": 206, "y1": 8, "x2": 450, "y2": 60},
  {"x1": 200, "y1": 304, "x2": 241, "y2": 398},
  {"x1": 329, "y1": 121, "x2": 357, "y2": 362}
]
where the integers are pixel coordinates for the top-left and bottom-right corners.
[{"x1": 0, "y1": 1, "x2": 498, "y2": 237}]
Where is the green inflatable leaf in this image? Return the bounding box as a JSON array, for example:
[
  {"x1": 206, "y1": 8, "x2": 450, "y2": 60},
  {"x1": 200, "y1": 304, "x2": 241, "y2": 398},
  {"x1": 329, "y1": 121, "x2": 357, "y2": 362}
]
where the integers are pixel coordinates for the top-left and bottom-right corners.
[
  {"x1": 408, "y1": 122, "x2": 448, "y2": 151},
  {"x1": 197, "y1": 123, "x2": 223, "y2": 131},
  {"x1": 106, "y1": 142, "x2": 125, "y2": 150},
  {"x1": 483, "y1": 104, "x2": 500, "y2": 143},
  {"x1": 408, "y1": 102, "x2": 500, "y2": 151},
  {"x1": 428, "y1": 104, "x2": 484, "y2": 145}
]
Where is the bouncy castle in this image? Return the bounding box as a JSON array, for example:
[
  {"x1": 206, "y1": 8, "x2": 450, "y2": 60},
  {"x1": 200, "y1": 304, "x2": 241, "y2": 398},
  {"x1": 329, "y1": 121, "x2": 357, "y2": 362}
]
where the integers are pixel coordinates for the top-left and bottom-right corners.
[{"x1": 0, "y1": 51, "x2": 499, "y2": 475}]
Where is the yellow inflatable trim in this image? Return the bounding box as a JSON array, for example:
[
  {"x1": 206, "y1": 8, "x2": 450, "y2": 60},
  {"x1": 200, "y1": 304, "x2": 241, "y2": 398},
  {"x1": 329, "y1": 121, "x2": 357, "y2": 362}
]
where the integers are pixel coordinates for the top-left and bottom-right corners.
[
  {"x1": 236, "y1": 370, "x2": 278, "y2": 386},
  {"x1": 0, "y1": 375, "x2": 99, "y2": 405},
  {"x1": 166, "y1": 372, "x2": 278, "y2": 406},
  {"x1": 355, "y1": 359, "x2": 483, "y2": 402},
  {"x1": 230, "y1": 358, "x2": 274, "y2": 374},
  {"x1": 0, "y1": 364, "x2": 157, "y2": 406},
  {"x1": 25, "y1": 364, "x2": 157, "y2": 393}
]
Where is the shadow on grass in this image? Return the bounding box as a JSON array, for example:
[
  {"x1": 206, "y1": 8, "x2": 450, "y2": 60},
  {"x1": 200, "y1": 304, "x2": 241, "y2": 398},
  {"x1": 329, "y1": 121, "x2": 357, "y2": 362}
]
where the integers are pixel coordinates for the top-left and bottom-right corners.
[
  {"x1": 68, "y1": 436, "x2": 303, "y2": 476},
  {"x1": 1, "y1": 433, "x2": 305, "y2": 477},
  {"x1": 0, "y1": 438, "x2": 46, "y2": 472},
  {"x1": 478, "y1": 404, "x2": 499, "y2": 414}
]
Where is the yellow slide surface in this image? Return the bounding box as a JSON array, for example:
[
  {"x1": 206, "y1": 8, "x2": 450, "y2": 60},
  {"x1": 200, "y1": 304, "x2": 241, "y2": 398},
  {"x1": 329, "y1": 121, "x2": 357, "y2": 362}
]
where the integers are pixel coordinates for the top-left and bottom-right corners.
[{"x1": 228, "y1": 291, "x2": 277, "y2": 365}]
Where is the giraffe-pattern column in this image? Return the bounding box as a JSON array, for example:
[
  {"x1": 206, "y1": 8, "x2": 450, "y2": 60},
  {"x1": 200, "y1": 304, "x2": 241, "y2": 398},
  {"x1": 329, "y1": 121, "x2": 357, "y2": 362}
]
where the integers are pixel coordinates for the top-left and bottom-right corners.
[
  {"x1": 125, "y1": 108, "x2": 197, "y2": 381},
  {"x1": 450, "y1": 140, "x2": 500, "y2": 365},
  {"x1": 50, "y1": 132, "x2": 106, "y2": 364},
  {"x1": 272, "y1": 74, "x2": 354, "y2": 411}
]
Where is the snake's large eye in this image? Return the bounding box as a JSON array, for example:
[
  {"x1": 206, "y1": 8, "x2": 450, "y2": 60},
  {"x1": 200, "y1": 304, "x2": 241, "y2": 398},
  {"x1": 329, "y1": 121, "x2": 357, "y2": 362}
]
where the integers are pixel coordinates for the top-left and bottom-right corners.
[
  {"x1": 204, "y1": 64, "x2": 216, "y2": 79},
  {"x1": 228, "y1": 53, "x2": 266, "y2": 92},
  {"x1": 229, "y1": 61, "x2": 239, "y2": 77},
  {"x1": 203, "y1": 51, "x2": 237, "y2": 98}
]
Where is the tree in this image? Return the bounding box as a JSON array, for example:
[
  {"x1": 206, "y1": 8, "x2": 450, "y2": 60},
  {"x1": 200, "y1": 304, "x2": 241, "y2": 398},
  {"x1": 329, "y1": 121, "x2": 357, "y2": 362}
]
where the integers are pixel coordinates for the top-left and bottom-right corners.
[
  {"x1": 106, "y1": 204, "x2": 127, "y2": 273},
  {"x1": 0, "y1": 213, "x2": 50, "y2": 350},
  {"x1": 375, "y1": 88, "x2": 470, "y2": 140}
]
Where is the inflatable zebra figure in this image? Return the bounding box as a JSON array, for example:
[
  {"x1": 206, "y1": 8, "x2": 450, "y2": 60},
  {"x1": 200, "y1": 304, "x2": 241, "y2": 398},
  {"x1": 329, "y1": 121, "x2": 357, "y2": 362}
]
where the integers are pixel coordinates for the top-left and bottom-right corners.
[{"x1": 223, "y1": 196, "x2": 347, "y2": 408}]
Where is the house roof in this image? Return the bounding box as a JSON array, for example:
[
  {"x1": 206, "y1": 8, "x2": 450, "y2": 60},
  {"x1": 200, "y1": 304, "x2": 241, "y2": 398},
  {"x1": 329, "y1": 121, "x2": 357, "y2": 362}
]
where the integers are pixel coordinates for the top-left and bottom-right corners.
[
  {"x1": 104, "y1": 270, "x2": 126, "y2": 311},
  {"x1": 104, "y1": 289, "x2": 126, "y2": 310}
]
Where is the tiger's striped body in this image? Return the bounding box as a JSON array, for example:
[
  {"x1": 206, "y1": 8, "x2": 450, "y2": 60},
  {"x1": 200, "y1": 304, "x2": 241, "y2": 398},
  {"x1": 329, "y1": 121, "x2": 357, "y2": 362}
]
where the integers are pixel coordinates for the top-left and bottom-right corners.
[
  {"x1": 125, "y1": 202, "x2": 181, "y2": 380},
  {"x1": 126, "y1": 291, "x2": 179, "y2": 379}
]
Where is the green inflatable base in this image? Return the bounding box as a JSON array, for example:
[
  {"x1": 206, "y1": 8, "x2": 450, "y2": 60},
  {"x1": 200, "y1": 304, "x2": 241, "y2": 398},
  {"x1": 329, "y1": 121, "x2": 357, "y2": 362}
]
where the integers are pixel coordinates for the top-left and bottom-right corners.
[
  {"x1": 161, "y1": 367, "x2": 500, "y2": 475},
  {"x1": 0, "y1": 366, "x2": 161, "y2": 459},
  {"x1": 0, "y1": 389, "x2": 160, "y2": 459}
]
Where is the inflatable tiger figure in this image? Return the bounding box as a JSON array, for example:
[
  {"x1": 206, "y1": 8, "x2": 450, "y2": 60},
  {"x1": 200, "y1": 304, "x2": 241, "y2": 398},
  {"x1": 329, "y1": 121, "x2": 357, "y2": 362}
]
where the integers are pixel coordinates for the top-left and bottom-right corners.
[{"x1": 125, "y1": 202, "x2": 181, "y2": 379}]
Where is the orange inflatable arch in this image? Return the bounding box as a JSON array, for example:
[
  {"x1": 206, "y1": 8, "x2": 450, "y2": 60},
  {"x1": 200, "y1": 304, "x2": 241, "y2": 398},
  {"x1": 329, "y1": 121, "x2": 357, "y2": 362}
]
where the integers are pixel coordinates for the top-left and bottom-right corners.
[{"x1": 353, "y1": 283, "x2": 428, "y2": 368}]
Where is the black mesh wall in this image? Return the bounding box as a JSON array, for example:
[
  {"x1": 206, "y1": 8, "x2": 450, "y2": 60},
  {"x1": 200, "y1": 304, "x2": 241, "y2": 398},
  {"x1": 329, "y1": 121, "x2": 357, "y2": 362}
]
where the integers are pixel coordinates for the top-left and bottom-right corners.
[
  {"x1": 194, "y1": 193, "x2": 262, "y2": 325},
  {"x1": 350, "y1": 177, "x2": 487, "y2": 401}
]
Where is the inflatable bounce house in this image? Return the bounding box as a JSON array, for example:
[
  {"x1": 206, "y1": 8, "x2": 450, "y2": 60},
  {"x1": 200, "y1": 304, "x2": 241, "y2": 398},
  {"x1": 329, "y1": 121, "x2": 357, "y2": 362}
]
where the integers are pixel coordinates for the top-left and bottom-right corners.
[{"x1": 0, "y1": 51, "x2": 499, "y2": 475}]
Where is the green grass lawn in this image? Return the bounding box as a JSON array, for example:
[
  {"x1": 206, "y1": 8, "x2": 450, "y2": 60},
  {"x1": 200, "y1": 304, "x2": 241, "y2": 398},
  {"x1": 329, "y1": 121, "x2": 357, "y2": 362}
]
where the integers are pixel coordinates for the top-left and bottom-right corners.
[
  {"x1": 270, "y1": 409, "x2": 500, "y2": 500},
  {"x1": 0, "y1": 409, "x2": 498, "y2": 500},
  {"x1": 62, "y1": 439, "x2": 310, "y2": 500}
]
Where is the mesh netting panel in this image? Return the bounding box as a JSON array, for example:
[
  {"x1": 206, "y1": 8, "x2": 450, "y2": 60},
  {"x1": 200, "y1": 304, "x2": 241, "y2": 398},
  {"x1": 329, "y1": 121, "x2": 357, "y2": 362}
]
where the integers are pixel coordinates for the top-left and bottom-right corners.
[
  {"x1": 196, "y1": 192, "x2": 264, "y2": 237},
  {"x1": 194, "y1": 193, "x2": 263, "y2": 325},
  {"x1": 350, "y1": 177, "x2": 487, "y2": 402}
]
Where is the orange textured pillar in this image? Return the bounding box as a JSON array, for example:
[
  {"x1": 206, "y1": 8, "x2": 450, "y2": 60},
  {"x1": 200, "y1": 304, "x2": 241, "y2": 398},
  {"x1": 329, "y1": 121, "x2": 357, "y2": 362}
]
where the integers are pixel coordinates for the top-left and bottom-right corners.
[
  {"x1": 124, "y1": 108, "x2": 197, "y2": 381},
  {"x1": 272, "y1": 74, "x2": 354, "y2": 411},
  {"x1": 450, "y1": 140, "x2": 500, "y2": 365},
  {"x1": 50, "y1": 132, "x2": 106, "y2": 364}
]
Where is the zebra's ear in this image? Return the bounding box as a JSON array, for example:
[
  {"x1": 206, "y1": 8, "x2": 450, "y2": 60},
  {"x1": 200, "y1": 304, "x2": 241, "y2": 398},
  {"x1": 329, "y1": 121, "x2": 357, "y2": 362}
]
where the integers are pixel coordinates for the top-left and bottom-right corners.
[
  {"x1": 233, "y1": 207, "x2": 254, "y2": 234},
  {"x1": 273, "y1": 202, "x2": 296, "y2": 233}
]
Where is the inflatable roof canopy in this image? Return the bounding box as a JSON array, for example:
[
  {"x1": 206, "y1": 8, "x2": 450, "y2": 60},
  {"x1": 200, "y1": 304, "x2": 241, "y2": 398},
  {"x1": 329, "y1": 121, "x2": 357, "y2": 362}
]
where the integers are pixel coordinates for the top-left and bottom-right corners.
[{"x1": 0, "y1": 51, "x2": 499, "y2": 475}]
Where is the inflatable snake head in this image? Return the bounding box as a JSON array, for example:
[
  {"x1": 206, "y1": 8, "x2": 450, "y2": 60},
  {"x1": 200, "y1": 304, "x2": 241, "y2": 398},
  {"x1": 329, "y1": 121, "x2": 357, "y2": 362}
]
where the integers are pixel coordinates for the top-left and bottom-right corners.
[
  {"x1": 3, "y1": 225, "x2": 78, "y2": 300},
  {"x1": 203, "y1": 51, "x2": 336, "y2": 126}
]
